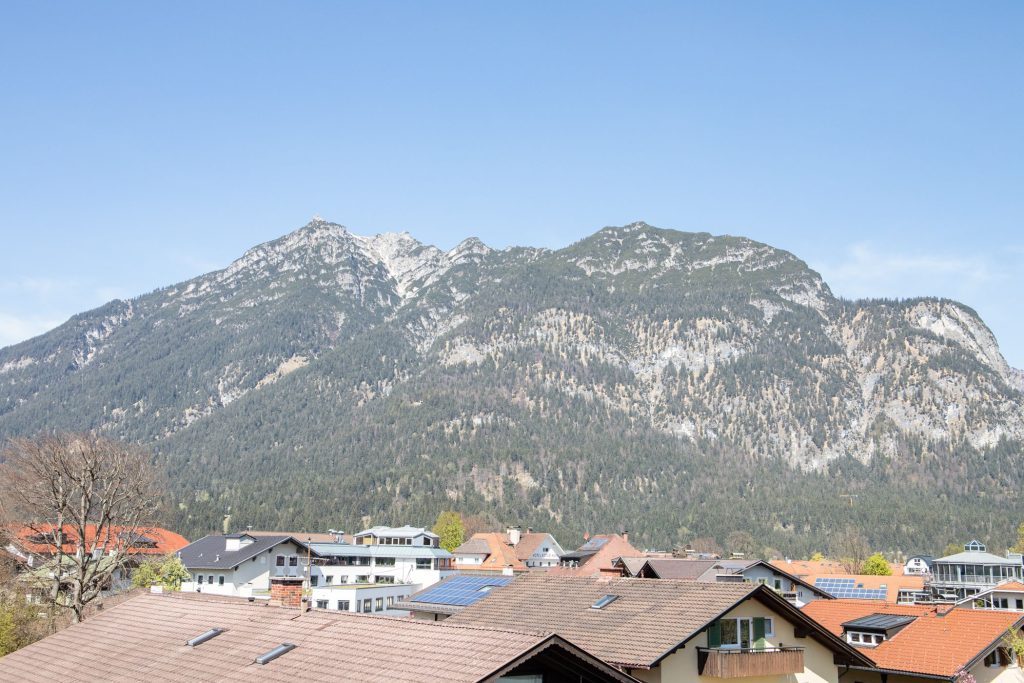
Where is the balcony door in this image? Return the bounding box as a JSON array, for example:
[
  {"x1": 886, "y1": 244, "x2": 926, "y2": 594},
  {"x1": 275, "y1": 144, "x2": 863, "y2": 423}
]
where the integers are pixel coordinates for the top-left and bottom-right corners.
[{"x1": 721, "y1": 618, "x2": 753, "y2": 649}]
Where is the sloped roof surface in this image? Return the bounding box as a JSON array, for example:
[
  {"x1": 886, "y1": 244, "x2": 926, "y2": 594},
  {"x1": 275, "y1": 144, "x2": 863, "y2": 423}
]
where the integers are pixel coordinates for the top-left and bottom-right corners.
[
  {"x1": 549, "y1": 535, "x2": 643, "y2": 577},
  {"x1": 514, "y1": 532, "x2": 557, "y2": 561},
  {"x1": 0, "y1": 591, "x2": 636, "y2": 682},
  {"x1": 11, "y1": 524, "x2": 188, "y2": 557},
  {"x1": 802, "y1": 600, "x2": 1024, "y2": 678},
  {"x1": 644, "y1": 558, "x2": 720, "y2": 580},
  {"x1": 177, "y1": 534, "x2": 299, "y2": 569},
  {"x1": 805, "y1": 573, "x2": 925, "y2": 603},
  {"x1": 455, "y1": 533, "x2": 526, "y2": 571},
  {"x1": 448, "y1": 573, "x2": 761, "y2": 668}
]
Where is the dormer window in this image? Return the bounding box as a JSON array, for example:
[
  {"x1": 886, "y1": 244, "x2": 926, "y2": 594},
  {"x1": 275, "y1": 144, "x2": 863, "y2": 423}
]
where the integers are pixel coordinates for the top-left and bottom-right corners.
[{"x1": 591, "y1": 594, "x2": 618, "y2": 609}]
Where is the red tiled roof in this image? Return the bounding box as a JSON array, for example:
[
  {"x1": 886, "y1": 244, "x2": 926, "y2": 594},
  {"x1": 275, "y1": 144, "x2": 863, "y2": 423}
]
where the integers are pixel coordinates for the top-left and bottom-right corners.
[
  {"x1": 802, "y1": 599, "x2": 1024, "y2": 678},
  {"x1": 11, "y1": 524, "x2": 189, "y2": 557},
  {"x1": 455, "y1": 532, "x2": 528, "y2": 571},
  {"x1": 549, "y1": 534, "x2": 644, "y2": 577}
]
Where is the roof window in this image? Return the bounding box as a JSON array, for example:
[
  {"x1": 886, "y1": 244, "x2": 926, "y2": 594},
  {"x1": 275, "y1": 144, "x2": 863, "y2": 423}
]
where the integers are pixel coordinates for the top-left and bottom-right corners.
[
  {"x1": 186, "y1": 628, "x2": 224, "y2": 647},
  {"x1": 591, "y1": 594, "x2": 619, "y2": 609},
  {"x1": 255, "y1": 643, "x2": 296, "y2": 665}
]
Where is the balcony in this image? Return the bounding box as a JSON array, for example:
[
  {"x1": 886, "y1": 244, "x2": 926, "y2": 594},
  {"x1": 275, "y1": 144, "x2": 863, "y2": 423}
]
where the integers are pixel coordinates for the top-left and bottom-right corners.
[{"x1": 697, "y1": 648, "x2": 805, "y2": 678}]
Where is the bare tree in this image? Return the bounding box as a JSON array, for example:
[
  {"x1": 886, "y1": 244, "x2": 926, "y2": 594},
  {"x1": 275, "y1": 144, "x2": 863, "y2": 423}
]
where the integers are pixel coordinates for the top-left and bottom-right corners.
[
  {"x1": 0, "y1": 434, "x2": 162, "y2": 623},
  {"x1": 833, "y1": 527, "x2": 872, "y2": 574}
]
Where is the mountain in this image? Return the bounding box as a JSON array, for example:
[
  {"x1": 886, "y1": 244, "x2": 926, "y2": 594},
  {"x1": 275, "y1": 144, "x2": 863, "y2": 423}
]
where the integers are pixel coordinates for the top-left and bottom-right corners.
[{"x1": 2, "y1": 219, "x2": 1022, "y2": 556}]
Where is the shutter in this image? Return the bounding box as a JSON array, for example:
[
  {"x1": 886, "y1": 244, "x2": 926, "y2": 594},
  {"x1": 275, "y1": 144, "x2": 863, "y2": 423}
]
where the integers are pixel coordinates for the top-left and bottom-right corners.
[
  {"x1": 753, "y1": 617, "x2": 766, "y2": 650},
  {"x1": 708, "y1": 620, "x2": 722, "y2": 648}
]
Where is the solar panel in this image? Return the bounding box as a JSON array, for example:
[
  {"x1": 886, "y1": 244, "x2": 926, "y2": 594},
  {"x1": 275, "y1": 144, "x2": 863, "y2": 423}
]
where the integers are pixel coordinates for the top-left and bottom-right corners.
[
  {"x1": 412, "y1": 575, "x2": 514, "y2": 607},
  {"x1": 813, "y1": 577, "x2": 887, "y2": 600}
]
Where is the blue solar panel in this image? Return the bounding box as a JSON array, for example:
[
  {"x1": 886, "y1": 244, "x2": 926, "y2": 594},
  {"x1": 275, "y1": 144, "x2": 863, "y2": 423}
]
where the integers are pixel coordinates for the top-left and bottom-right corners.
[
  {"x1": 814, "y1": 578, "x2": 888, "y2": 600},
  {"x1": 412, "y1": 575, "x2": 514, "y2": 607}
]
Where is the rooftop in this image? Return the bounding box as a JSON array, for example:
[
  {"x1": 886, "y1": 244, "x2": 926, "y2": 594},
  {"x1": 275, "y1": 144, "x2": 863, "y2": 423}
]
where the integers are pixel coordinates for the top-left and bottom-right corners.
[
  {"x1": 355, "y1": 525, "x2": 437, "y2": 538},
  {"x1": 394, "y1": 574, "x2": 515, "y2": 616},
  {"x1": 177, "y1": 534, "x2": 301, "y2": 570},
  {"x1": 10, "y1": 524, "x2": 189, "y2": 557},
  {"x1": 802, "y1": 599, "x2": 1024, "y2": 678},
  {"x1": 0, "y1": 591, "x2": 637, "y2": 683}
]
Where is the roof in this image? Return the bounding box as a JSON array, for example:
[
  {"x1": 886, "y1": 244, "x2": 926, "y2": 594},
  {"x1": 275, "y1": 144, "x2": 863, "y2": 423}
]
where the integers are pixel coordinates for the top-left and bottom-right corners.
[
  {"x1": 10, "y1": 524, "x2": 189, "y2": 557},
  {"x1": 513, "y1": 532, "x2": 557, "y2": 562},
  {"x1": 935, "y1": 550, "x2": 1021, "y2": 565},
  {"x1": 841, "y1": 613, "x2": 918, "y2": 631},
  {"x1": 954, "y1": 580, "x2": 1024, "y2": 606},
  {"x1": 616, "y1": 557, "x2": 650, "y2": 577},
  {"x1": 448, "y1": 573, "x2": 870, "y2": 670},
  {"x1": 307, "y1": 542, "x2": 452, "y2": 559},
  {"x1": 807, "y1": 574, "x2": 926, "y2": 603},
  {"x1": 246, "y1": 530, "x2": 347, "y2": 544},
  {"x1": 0, "y1": 591, "x2": 638, "y2": 683},
  {"x1": 455, "y1": 533, "x2": 527, "y2": 571},
  {"x1": 549, "y1": 534, "x2": 643, "y2": 577},
  {"x1": 355, "y1": 525, "x2": 437, "y2": 539},
  {"x1": 641, "y1": 558, "x2": 720, "y2": 580},
  {"x1": 772, "y1": 558, "x2": 906, "y2": 576},
  {"x1": 394, "y1": 575, "x2": 515, "y2": 616},
  {"x1": 802, "y1": 600, "x2": 1024, "y2": 678},
  {"x1": 176, "y1": 534, "x2": 304, "y2": 570}
]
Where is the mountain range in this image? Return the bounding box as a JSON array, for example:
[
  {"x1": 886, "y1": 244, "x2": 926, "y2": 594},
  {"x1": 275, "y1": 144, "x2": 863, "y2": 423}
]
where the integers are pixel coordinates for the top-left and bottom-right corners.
[{"x1": 2, "y1": 218, "x2": 1022, "y2": 556}]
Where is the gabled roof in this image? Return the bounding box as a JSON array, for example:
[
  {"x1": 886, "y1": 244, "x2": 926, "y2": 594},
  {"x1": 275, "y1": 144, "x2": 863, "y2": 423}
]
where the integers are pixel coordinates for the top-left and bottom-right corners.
[
  {"x1": 935, "y1": 550, "x2": 1020, "y2": 565},
  {"x1": 355, "y1": 525, "x2": 437, "y2": 539},
  {"x1": 454, "y1": 533, "x2": 527, "y2": 571},
  {"x1": 513, "y1": 532, "x2": 560, "y2": 562},
  {"x1": 549, "y1": 534, "x2": 643, "y2": 577},
  {"x1": 0, "y1": 591, "x2": 639, "y2": 683},
  {"x1": 954, "y1": 580, "x2": 1024, "y2": 606},
  {"x1": 641, "y1": 558, "x2": 720, "y2": 579},
  {"x1": 9, "y1": 524, "x2": 189, "y2": 557},
  {"x1": 177, "y1": 534, "x2": 306, "y2": 570},
  {"x1": 802, "y1": 600, "x2": 1024, "y2": 679},
  {"x1": 448, "y1": 573, "x2": 870, "y2": 670}
]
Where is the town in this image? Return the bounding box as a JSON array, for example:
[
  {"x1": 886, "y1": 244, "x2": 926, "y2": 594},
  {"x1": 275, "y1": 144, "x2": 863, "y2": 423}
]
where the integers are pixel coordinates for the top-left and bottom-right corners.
[{"x1": 2, "y1": 515, "x2": 1023, "y2": 682}]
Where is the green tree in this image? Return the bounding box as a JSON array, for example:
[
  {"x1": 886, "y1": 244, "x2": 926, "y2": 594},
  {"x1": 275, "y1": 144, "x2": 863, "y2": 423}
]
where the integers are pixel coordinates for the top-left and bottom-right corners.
[
  {"x1": 432, "y1": 511, "x2": 465, "y2": 552},
  {"x1": 809, "y1": 552, "x2": 825, "y2": 562},
  {"x1": 0, "y1": 598, "x2": 46, "y2": 656},
  {"x1": 861, "y1": 552, "x2": 892, "y2": 576},
  {"x1": 131, "y1": 555, "x2": 191, "y2": 591},
  {"x1": 1012, "y1": 523, "x2": 1024, "y2": 553},
  {"x1": 943, "y1": 542, "x2": 963, "y2": 557}
]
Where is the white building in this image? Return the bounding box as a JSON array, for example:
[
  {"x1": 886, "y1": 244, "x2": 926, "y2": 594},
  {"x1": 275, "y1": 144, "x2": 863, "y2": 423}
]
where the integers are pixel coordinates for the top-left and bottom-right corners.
[
  {"x1": 902, "y1": 555, "x2": 934, "y2": 575},
  {"x1": 178, "y1": 533, "x2": 309, "y2": 598},
  {"x1": 307, "y1": 526, "x2": 456, "y2": 616}
]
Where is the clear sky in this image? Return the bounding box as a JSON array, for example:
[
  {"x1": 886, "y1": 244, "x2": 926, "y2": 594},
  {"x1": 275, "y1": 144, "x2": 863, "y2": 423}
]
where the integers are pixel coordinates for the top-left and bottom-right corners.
[{"x1": 1, "y1": 2, "x2": 1022, "y2": 366}]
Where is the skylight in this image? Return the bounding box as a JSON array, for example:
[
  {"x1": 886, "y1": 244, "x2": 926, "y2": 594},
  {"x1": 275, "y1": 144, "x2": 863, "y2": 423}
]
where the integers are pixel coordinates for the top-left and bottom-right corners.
[
  {"x1": 591, "y1": 594, "x2": 619, "y2": 609},
  {"x1": 186, "y1": 628, "x2": 224, "y2": 647},
  {"x1": 255, "y1": 643, "x2": 296, "y2": 665}
]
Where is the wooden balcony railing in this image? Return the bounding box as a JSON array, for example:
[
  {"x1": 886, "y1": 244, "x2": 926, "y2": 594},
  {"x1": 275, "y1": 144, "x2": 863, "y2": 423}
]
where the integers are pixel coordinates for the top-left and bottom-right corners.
[{"x1": 697, "y1": 647, "x2": 805, "y2": 678}]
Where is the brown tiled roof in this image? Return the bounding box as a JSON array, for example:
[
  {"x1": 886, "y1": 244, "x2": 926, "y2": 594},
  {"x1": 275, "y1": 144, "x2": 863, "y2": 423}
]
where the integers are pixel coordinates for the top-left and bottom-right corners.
[
  {"x1": 513, "y1": 532, "x2": 552, "y2": 562},
  {"x1": 448, "y1": 572, "x2": 867, "y2": 670},
  {"x1": 550, "y1": 534, "x2": 643, "y2": 577},
  {"x1": 455, "y1": 533, "x2": 527, "y2": 571},
  {"x1": 0, "y1": 591, "x2": 638, "y2": 682},
  {"x1": 9, "y1": 524, "x2": 189, "y2": 557},
  {"x1": 802, "y1": 599, "x2": 1024, "y2": 678},
  {"x1": 642, "y1": 558, "x2": 721, "y2": 580}
]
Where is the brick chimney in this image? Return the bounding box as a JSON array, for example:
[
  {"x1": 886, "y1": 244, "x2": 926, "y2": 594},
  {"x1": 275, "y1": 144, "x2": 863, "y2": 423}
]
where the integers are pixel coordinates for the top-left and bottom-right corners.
[
  {"x1": 622, "y1": 530, "x2": 629, "y2": 544},
  {"x1": 269, "y1": 576, "x2": 303, "y2": 609}
]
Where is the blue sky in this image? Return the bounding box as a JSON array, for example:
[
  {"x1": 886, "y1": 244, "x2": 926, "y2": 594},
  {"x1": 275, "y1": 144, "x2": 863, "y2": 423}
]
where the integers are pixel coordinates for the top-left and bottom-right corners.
[{"x1": 1, "y1": 2, "x2": 1022, "y2": 365}]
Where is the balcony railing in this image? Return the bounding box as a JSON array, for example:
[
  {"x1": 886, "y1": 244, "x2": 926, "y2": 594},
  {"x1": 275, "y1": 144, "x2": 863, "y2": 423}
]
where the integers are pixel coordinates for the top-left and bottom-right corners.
[{"x1": 697, "y1": 648, "x2": 805, "y2": 678}]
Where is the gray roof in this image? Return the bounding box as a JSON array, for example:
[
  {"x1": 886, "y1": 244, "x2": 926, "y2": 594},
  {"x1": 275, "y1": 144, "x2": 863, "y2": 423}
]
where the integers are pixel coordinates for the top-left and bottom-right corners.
[
  {"x1": 454, "y1": 538, "x2": 492, "y2": 555},
  {"x1": 355, "y1": 525, "x2": 438, "y2": 539},
  {"x1": 935, "y1": 550, "x2": 1020, "y2": 565},
  {"x1": 177, "y1": 534, "x2": 304, "y2": 570},
  {"x1": 841, "y1": 613, "x2": 917, "y2": 631},
  {"x1": 308, "y1": 542, "x2": 452, "y2": 559}
]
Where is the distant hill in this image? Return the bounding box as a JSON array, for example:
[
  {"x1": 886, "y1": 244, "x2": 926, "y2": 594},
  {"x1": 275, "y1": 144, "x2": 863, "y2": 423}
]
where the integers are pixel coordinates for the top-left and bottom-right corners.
[{"x1": 2, "y1": 218, "x2": 1022, "y2": 556}]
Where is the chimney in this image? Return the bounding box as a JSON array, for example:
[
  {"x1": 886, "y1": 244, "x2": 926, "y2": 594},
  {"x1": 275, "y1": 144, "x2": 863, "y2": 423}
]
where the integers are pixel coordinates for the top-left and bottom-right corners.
[
  {"x1": 507, "y1": 527, "x2": 521, "y2": 547},
  {"x1": 269, "y1": 576, "x2": 303, "y2": 609},
  {"x1": 583, "y1": 532, "x2": 590, "y2": 542},
  {"x1": 526, "y1": 527, "x2": 534, "y2": 534},
  {"x1": 622, "y1": 530, "x2": 629, "y2": 544},
  {"x1": 222, "y1": 514, "x2": 231, "y2": 535}
]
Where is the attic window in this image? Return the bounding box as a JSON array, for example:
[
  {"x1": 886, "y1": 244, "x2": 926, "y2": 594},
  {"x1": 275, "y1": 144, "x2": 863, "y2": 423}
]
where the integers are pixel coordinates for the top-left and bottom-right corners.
[
  {"x1": 255, "y1": 643, "x2": 296, "y2": 665},
  {"x1": 591, "y1": 594, "x2": 619, "y2": 609},
  {"x1": 477, "y1": 585, "x2": 495, "y2": 593},
  {"x1": 186, "y1": 628, "x2": 224, "y2": 647}
]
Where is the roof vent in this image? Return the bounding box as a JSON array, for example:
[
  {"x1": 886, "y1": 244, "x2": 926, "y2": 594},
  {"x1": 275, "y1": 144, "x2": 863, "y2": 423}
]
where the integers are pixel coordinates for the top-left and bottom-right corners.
[
  {"x1": 186, "y1": 628, "x2": 224, "y2": 647},
  {"x1": 255, "y1": 643, "x2": 296, "y2": 665},
  {"x1": 591, "y1": 594, "x2": 619, "y2": 609}
]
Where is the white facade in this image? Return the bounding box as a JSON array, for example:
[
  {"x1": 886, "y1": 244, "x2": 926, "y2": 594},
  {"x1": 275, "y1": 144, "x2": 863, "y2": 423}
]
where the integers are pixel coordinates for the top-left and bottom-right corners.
[
  {"x1": 179, "y1": 535, "x2": 307, "y2": 599},
  {"x1": 903, "y1": 556, "x2": 933, "y2": 575},
  {"x1": 519, "y1": 533, "x2": 564, "y2": 568}
]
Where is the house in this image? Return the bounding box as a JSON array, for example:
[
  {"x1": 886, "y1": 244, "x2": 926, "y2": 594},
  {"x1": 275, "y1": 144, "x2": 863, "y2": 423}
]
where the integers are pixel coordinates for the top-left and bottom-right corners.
[
  {"x1": 807, "y1": 574, "x2": 927, "y2": 604},
  {"x1": 929, "y1": 541, "x2": 1024, "y2": 600},
  {"x1": 177, "y1": 533, "x2": 310, "y2": 598},
  {"x1": 5, "y1": 523, "x2": 189, "y2": 568},
  {"x1": 620, "y1": 557, "x2": 830, "y2": 607},
  {"x1": 394, "y1": 574, "x2": 515, "y2": 621},
  {"x1": 447, "y1": 572, "x2": 873, "y2": 682},
  {"x1": 553, "y1": 533, "x2": 645, "y2": 577},
  {"x1": 903, "y1": 555, "x2": 934, "y2": 576},
  {"x1": 957, "y1": 581, "x2": 1024, "y2": 611},
  {"x1": 0, "y1": 590, "x2": 639, "y2": 682},
  {"x1": 802, "y1": 598, "x2": 1024, "y2": 683},
  {"x1": 305, "y1": 525, "x2": 456, "y2": 616},
  {"x1": 454, "y1": 527, "x2": 565, "y2": 572}
]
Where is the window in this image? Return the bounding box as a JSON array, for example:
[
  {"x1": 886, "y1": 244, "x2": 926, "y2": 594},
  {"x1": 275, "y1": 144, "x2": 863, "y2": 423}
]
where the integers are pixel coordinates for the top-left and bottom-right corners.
[
  {"x1": 315, "y1": 600, "x2": 328, "y2": 609},
  {"x1": 850, "y1": 633, "x2": 861, "y2": 643},
  {"x1": 208, "y1": 575, "x2": 213, "y2": 585},
  {"x1": 310, "y1": 575, "x2": 318, "y2": 587},
  {"x1": 356, "y1": 575, "x2": 369, "y2": 583},
  {"x1": 218, "y1": 576, "x2": 224, "y2": 586},
  {"x1": 1017, "y1": 599, "x2": 1023, "y2": 610},
  {"x1": 337, "y1": 600, "x2": 349, "y2": 611},
  {"x1": 773, "y1": 578, "x2": 783, "y2": 591},
  {"x1": 276, "y1": 555, "x2": 285, "y2": 567},
  {"x1": 387, "y1": 596, "x2": 394, "y2": 607},
  {"x1": 362, "y1": 599, "x2": 372, "y2": 613},
  {"x1": 375, "y1": 557, "x2": 395, "y2": 567},
  {"x1": 376, "y1": 576, "x2": 395, "y2": 584},
  {"x1": 197, "y1": 575, "x2": 204, "y2": 584},
  {"x1": 591, "y1": 595, "x2": 618, "y2": 609},
  {"x1": 423, "y1": 538, "x2": 431, "y2": 546},
  {"x1": 764, "y1": 618, "x2": 774, "y2": 637},
  {"x1": 712, "y1": 618, "x2": 771, "y2": 649},
  {"x1": 416, "y1": 558, "x2": 432, "y2": 570},
  {"x1": 289, "y1": 556, "x2": 298, "y2": 567},
  {"x1": 325, "y1": 575, "x2": 333, "y2": 585},
  {"x1": 375, "y1": 597, "x2": 384, "y2": 611}
]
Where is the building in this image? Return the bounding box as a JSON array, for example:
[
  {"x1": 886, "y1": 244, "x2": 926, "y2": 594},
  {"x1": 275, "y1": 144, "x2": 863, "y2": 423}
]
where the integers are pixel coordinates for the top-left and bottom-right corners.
[
  {"x1": 802, "y1": 598, "x2": 1024, "y2": 683},
  {"x1": 305, "y1": 525, "x2": 456, "y2": 616},
  {"x1": 903, "y1": 555, "x2": 934, "y2": 576},
  {"x1": 177, "y1": 532, "x2": 310, "y2": 598},
  {"x1": 454, "y1": 527, "x2": 564, "y2": 572},
  {"x1": 809, "y1": 575, "x2": 928, "y2": 604},
  {"x1": 5, "y1": 523, "x2": 189, "y2": 568},
  {"x1": 957, "y1": 581, "x2": 1024, "y2": 611},
  {"x1": 620, "y1": 557, "x2": 830, "y2": 607},
  {"x1": 447, "y1": 572, "x2": 872, "y2": 683},
  {"x1": 773, "y1": 558, "x2": 906, "y2": 577},
  {"x1": 394, "y1": 574, "x2": 515, "y2": 621},
  {"x1": 554, "y1": 533, "x2": 645, "y2": 577},
  {"x1": 0, "y1": 590, "x2": 639, "y2": 682},
  {"x1": 929, "y1": 541, "x2": 1024, "y2": 600}
]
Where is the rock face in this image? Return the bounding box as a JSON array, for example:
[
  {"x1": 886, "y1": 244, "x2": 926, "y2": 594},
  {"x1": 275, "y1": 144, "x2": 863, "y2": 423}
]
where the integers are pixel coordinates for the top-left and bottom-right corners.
[{"x1": 1, "y1": 219, "x2": 1021, "y2": 554}]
